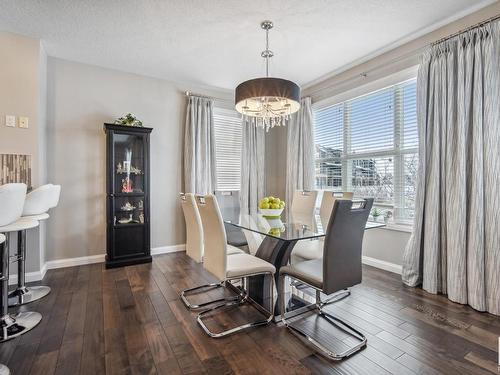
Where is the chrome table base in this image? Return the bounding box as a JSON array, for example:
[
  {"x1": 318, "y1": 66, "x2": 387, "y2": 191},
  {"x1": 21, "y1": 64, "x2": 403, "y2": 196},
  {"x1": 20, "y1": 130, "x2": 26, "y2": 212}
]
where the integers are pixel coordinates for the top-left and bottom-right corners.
[
  {"x1": 8, "y1": 286, "x2": 51, "y2": 307},
  {"x1": 0, "y1": 311, "x2": 42, "y2": 342}
]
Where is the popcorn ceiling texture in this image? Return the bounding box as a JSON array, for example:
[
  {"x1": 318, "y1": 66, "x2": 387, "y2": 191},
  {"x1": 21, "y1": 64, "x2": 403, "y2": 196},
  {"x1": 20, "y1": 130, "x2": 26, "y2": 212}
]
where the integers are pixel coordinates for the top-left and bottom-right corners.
[{"x1": 0, "y1": 0, "x2": 493, "y2": 90}]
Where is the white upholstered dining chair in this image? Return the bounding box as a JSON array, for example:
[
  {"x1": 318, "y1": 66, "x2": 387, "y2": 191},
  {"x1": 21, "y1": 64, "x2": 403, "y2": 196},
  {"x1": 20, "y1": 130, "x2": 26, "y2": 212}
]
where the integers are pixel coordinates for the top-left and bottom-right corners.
[
  {"x1": 180, "y1": 193, "x2": 204, "y2": 263},
  {"x1": 181, "y1": 193, "x2": 245, "y2": 264},
  {"x1": 182, "y1": 194, "x2": 275, "y2": 337},
  {"x1": 292, "y1": 191, "x2": 353, "y2": 263},
  {"x1": 290, "y1": 190, "x2": 318, "y2": 218}
]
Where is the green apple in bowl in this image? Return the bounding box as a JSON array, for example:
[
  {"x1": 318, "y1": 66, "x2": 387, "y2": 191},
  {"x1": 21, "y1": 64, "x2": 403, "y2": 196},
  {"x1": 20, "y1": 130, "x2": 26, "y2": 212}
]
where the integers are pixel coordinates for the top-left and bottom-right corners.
[{"x1": 259, "y1": 196, "x2": 285, "y2": 218}]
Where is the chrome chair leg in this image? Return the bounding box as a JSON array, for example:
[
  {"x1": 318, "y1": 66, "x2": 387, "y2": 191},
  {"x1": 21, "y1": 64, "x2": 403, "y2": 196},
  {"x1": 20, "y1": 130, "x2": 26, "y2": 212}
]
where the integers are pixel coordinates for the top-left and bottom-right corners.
[
  {"x1": 320, "y1": 289, "x2": 351, "y2": 306},
  {"x1": 180, "y1": 281, "x2": 240, "y2": 310},
  {"x1": 0, "y1": 233, "x2": 41, "y2": 342},
  {"x1": 8, "y1": 230, "x2": 50, "y2": 307},
  {"x1": 279, "y1": 273, "x2": 366, "y2": 361},
  {"x1": 197, "y1": 272, "x2": 275, "y2": 338}
]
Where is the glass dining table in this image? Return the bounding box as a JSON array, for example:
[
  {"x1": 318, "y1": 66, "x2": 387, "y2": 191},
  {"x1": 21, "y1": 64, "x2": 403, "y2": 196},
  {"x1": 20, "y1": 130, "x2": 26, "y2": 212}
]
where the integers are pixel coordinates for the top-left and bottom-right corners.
[{"x1": 221, "y1": 207, "x2": 385, "y2": 319}]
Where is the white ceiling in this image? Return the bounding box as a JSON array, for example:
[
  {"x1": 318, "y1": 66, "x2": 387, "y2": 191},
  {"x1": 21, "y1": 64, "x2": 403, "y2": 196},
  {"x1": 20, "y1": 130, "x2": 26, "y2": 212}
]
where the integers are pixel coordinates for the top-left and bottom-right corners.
[{"x1": 0, "y1": 0, "x2": 494, "y2": 90}]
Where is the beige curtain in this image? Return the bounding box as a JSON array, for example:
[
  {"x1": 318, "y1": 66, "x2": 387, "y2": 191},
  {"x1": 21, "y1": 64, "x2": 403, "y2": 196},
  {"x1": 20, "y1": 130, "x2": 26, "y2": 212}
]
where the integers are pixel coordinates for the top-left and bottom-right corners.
[
  {"x1": 402, "y1": 20, "x2": 500, "y2": 315},
  {"x1": 184, "y1": 96, "x2": 217, "y2": 194},
  {"x1": 240, "y1": 117, "x2": 266, "y2": 215},
  {"x1": 286, "y1": 97, "x2": 315, "y2": 208}
]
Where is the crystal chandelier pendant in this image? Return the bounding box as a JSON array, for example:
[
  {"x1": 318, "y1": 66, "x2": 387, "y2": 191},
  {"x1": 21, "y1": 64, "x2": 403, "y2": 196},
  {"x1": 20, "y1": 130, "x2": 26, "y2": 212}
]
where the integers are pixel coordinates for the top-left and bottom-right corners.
[{"x1": 235, "y1": 21, "x2": 300, "y2": 131}]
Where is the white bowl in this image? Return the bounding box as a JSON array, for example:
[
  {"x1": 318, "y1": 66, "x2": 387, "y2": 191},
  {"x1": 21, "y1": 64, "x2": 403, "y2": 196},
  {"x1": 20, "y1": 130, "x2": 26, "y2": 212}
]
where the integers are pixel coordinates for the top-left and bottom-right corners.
[{"x1": 259, "y1": 208, "x2": 284, "y2": 218}]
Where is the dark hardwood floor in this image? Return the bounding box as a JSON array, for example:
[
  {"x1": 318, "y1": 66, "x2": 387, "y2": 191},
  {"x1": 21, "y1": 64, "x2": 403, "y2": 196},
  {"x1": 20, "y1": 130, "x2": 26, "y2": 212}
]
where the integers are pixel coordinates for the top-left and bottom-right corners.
[{"x1": 1, "y1": 252, "x2": 499, "y2": 374}]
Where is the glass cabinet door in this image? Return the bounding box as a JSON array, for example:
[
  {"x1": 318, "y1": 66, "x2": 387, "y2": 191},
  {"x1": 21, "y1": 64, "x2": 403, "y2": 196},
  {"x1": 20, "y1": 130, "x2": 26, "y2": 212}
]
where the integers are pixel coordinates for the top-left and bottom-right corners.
[
  {"x1": 113, "y1": 196, "x2": 145, "y2": 226},
  {"x1": 113, "y1": 133, "x2": 145, "y2": 194},
  {"x1": 112, "y1": 133, "x2": 146, "y2": 226}
]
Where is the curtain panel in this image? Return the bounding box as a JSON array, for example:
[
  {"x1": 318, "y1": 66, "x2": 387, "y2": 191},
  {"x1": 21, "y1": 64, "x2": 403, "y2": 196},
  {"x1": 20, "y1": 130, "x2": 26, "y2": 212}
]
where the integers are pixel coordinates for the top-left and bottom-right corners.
[
  {"x1": 402, "y1": 20, "x2": 500, "y2": 315},
  {"x1": 285, "y1": 97, "x2": 315, "y2": 208},
  {"x1": 184, "y1": 96, "x2": 217, "y2": 195},
  {"x1": 240, "y1": 117, "x2": 266, "y2": 215}
]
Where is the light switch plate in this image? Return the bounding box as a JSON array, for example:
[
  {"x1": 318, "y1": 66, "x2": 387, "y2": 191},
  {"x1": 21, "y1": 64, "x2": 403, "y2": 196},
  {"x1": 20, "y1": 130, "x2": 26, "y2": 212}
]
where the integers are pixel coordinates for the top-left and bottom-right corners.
[
  {"x1": 5, "y1": 115, "x2": 16, "y2": 127},
  {"x1": 19, "y1": 117, "x2": 29, "y2": 129}
]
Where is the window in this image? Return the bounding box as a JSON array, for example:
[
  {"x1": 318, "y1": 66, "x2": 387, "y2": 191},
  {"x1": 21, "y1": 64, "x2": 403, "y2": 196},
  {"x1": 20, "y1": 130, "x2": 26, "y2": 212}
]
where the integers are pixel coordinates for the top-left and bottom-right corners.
[
  {"x1": 213, "y1": 108, "x2": 242, "y2": 191},
  {"x1": 314, "y1": 79, "x2": 418, "y2": 224}
]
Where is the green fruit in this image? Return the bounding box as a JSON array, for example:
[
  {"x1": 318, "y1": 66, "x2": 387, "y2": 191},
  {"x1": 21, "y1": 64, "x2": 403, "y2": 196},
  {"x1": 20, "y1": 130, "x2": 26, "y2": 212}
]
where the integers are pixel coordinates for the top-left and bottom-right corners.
[
  {"x1": 260, "y1": 203, "x2": 270, "y2": 209},
  {"x1": 268, "y1": 196, "x2": 275, "y2": 202},
  {"x1": 262, "y1": 197, "x2": 269, "y2": 204},
  {"x1": 271, "y1": 203, "x2": 279, "y2": 209},
  {"x1": 279, "y1": 202, "x2": 285, "y2": 209}
]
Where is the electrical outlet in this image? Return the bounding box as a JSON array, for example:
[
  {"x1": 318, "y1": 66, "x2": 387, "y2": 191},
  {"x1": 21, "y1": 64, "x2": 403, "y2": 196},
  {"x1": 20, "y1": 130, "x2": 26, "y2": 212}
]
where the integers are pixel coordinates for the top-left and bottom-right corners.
[
  {"x1": 19, "y1": 117, "x2": 29, "y2": 129},
  {"x1": 5, "y1": 115, "x2": 16, "y2": 127}
]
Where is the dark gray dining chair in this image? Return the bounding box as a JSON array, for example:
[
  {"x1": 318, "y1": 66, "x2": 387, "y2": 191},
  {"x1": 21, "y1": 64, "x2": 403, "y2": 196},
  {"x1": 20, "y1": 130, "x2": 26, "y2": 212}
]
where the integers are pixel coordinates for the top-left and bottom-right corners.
[{"x1": 279, "y1": 198, "x2": 373, "y2": 360}]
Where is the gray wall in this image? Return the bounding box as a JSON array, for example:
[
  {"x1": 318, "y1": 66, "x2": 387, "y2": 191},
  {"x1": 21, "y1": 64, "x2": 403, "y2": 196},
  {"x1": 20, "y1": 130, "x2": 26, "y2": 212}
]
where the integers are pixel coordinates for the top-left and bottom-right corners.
[
  {"x1": 46, "y1": 57, "x2": 231, "y2": 261},
  {"x1": 0, "y1": 32, "x2": 45, "y2": 274},
  {"x1": 265, "y1": 125, "x2": 287, "y2": 200},
  {"x1": 363, "y1": 228, "x2": 409, "y2": 267}
]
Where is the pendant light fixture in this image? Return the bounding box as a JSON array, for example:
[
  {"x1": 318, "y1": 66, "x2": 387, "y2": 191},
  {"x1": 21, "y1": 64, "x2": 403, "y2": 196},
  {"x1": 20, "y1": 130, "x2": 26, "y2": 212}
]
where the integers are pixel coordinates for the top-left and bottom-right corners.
[{"x1": 235, "y1": 21, "x2": 300, "y2": 131}]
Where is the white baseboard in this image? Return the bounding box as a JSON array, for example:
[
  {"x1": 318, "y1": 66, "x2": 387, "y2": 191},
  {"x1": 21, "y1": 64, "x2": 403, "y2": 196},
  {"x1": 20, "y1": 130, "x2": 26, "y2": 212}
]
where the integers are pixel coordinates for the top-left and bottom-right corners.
[
  {"x1": 8, "y1": 263, "x2": 47, "y2": 285},
  {"x1": 362, "y1": 256, "x2": 402, "y2": 275},
  {"x1": 13, "y1": 247, "x2": 398, "y2": 284},
  {"x1": 12, "y1": 244, "x2": 186, "y2": 283},
  {"x1": 45, "y1": 254, "x2": 106, "y2": 270},
  {"x1": 151, "y1": 244, "x2": 185, "y2": 255}
]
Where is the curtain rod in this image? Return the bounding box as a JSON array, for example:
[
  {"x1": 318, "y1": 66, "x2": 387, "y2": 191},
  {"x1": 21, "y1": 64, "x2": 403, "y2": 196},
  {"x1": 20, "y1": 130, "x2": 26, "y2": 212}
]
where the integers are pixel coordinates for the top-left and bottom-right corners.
[
  {"x1": 185, "y1": 91, "x2": 214, "y2": 100},
  {"x1": 432, "y1": 13, "x2": 500, "y2": 45}
]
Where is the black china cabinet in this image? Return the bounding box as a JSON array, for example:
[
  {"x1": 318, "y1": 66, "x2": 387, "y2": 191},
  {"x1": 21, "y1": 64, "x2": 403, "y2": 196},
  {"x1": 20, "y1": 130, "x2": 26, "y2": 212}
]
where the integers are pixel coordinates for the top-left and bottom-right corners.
[{"x1": 104, "y1": 123, "x2": 153, "y2": 268}]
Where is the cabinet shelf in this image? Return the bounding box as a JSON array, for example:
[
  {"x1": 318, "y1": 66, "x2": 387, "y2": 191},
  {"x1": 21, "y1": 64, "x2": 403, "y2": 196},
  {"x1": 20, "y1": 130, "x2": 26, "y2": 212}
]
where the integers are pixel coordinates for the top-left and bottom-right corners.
[
  {"x1": 114, "y1": 222, "x2": 144, "y2": 228},
  {"x1": 112, "y1": 192, "x2": 144, "y2": 197}
]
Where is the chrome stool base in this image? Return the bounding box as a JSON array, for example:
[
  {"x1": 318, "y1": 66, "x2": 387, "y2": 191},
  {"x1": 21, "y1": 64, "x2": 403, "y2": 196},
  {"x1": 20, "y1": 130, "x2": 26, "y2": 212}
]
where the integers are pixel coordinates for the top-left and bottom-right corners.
[
  {"x1": 0, "y1": 364, "x2": 10, "y2": 375},
  {"x1": 0, "y1": 311, "x2": 42, "y2": 342},
  {"x1": 8, "y1": 286, "x2": 51, "y2": 307}
]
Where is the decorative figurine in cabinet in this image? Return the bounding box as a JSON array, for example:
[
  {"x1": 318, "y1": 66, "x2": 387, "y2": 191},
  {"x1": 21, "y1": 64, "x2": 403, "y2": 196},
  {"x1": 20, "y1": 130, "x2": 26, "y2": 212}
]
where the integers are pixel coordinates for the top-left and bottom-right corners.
[{"x1": 104, "y1": 123, "x2": 153, "y2": 268}]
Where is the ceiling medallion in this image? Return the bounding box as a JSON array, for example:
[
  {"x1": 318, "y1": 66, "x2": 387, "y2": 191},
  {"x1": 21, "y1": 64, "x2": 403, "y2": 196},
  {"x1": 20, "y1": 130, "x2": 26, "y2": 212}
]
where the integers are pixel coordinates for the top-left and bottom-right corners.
[{"x1": 235, "y1": 20, "x2": 301, "y2": 131}]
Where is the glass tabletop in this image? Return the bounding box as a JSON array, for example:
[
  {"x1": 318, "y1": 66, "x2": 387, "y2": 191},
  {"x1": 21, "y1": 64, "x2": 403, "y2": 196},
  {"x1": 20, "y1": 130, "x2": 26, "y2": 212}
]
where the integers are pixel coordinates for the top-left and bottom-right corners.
[{"x1": 223, "y1": 209, "x2": 385, "y2": 241}]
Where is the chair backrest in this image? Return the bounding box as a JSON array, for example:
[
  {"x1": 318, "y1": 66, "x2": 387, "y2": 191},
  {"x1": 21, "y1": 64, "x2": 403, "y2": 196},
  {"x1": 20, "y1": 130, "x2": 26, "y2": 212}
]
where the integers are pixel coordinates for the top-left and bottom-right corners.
[
  {"x1": 22, "y1": 184, "x2": 53, "y2": 216},
  {"x1": 319, "y1": 191, "x2": 354, "y2": 229},
  {"x1": 291, "y1": 190, "x2": 318, "y2": 218},
  {"x1": 196, "y1": 194, "x2": 227, "y2": 281},
  {"x1": 214, "y1": 190, "x2": 240, "y2": 222},
  {"x1": 48, "y1": 184, "x2": 61, "y2": 209},
  {"x1": 180, "y1": 193, "x2": 204, "y2": 263},
  {"x1": 322, "y1": 198, "x2": 373, "y2": 295},
  {"x1": 241, "y1": 224, "x2": 263, "y2": 256},
  {"x1": 0, "y1": 183, "x2": 27, "y2": 226}
]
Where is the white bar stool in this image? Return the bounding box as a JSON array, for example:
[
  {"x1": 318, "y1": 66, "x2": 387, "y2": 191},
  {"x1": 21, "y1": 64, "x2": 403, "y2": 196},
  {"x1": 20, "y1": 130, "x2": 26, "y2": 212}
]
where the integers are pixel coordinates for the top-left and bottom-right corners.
[
  {"x1": 0, "y1": 183, "x2": 42, "y2": 341},
  {"x1": 47, "y1": 184, "x2": 61, "y2": 209},
  {"x1": 0, "y1": 235, "x2": 10, "y2": 375},
  {"x1": 8, "y1": 184, "x2": 54, "y2": 306}
]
